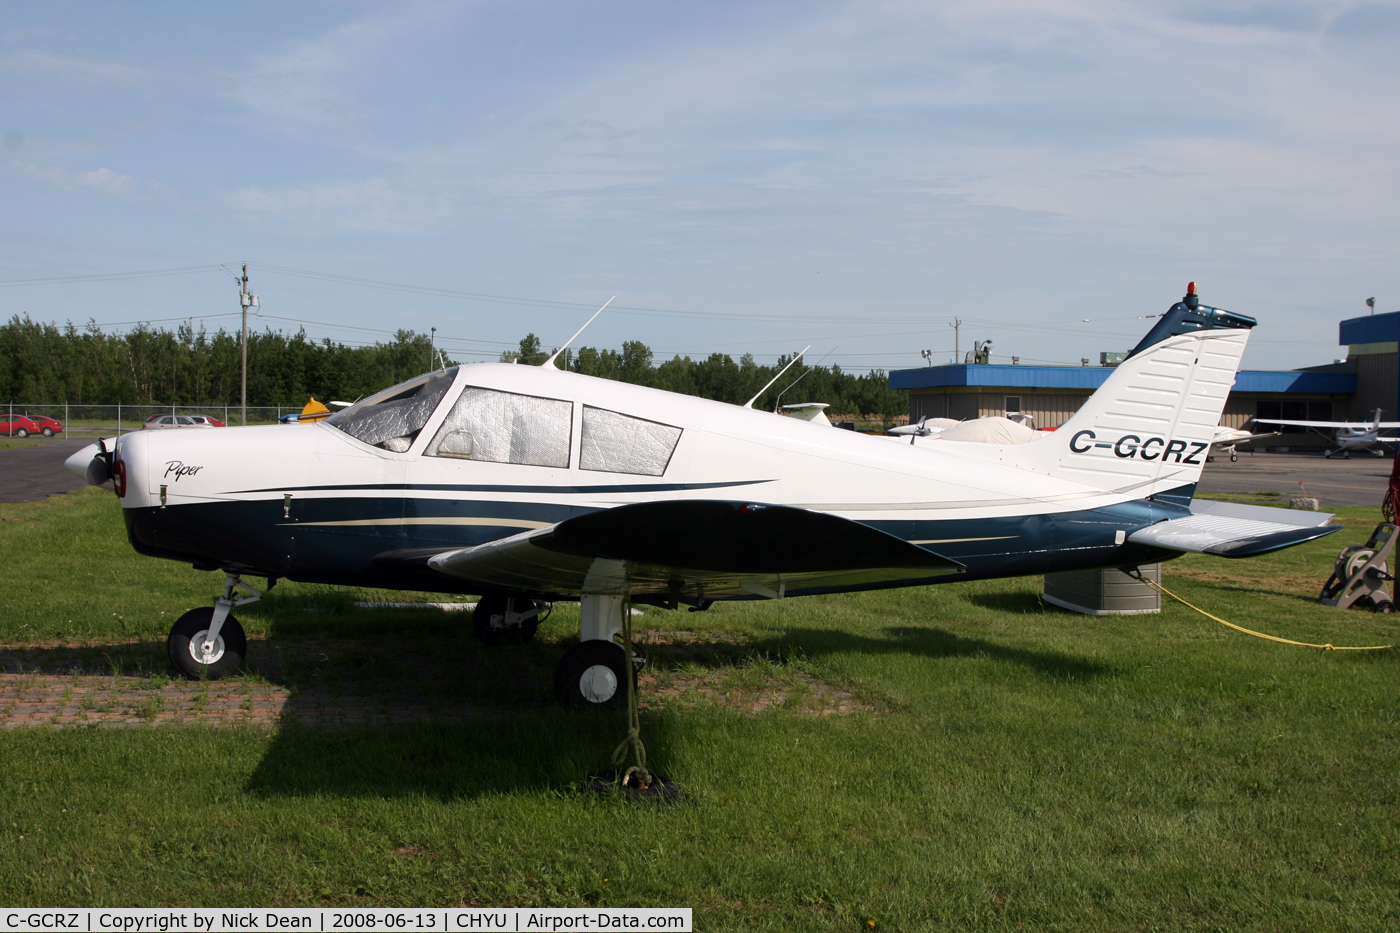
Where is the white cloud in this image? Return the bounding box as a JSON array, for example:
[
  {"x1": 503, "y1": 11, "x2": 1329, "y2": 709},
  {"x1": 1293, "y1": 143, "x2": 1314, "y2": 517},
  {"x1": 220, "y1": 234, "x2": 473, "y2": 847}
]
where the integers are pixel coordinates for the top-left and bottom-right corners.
[
  {"x1": 0, "y1": 48, "x2": 149, "y2": 84},
  {"x1": 228, "y1": 178, "x2": 451, "y2": 234},
  {"x1": 7, "y1": 160, "x2": 172, "y2": 204}
]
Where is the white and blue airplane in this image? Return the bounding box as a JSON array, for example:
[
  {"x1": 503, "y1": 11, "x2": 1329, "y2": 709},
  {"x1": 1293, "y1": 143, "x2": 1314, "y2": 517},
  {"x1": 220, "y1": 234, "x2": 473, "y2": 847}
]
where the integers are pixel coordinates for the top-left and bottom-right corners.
[
  {"x1": 66, "y1": 284, "x2": 1338, "y2": 708},
  {"x1": 1252, "y1": 409, "x2": 1400, "y2": 459}
]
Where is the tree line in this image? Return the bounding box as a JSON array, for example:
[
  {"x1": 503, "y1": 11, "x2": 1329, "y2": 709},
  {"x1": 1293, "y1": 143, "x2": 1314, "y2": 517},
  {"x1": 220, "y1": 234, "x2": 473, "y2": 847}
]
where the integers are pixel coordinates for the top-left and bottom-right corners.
[
  {"x1": 504, "y1": 334, "x2": 908, "y2": 420},
  {"x1": 0, "y1": 316, "x2": 908, "y2": 420}
]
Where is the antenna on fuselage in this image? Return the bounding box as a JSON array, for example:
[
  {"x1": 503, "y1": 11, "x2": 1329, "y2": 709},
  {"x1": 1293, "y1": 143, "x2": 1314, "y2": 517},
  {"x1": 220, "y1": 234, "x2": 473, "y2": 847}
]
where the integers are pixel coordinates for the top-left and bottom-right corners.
[
  {"x1": 743, "y1": 346, "x2": 810, "y2": 409},
  {"x1": 773, "y1": 347, "x2": 836, "y2": 412},
  {"x1": 542, "y1": 296, "x2": 615, "y2": 369}
]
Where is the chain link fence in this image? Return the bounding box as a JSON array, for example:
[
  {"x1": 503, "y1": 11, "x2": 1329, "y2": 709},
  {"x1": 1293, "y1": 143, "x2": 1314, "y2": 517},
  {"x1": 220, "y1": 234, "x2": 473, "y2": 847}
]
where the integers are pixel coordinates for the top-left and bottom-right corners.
[{"x1": 2, "y1": 403, "x2": 320, "y2": 437}]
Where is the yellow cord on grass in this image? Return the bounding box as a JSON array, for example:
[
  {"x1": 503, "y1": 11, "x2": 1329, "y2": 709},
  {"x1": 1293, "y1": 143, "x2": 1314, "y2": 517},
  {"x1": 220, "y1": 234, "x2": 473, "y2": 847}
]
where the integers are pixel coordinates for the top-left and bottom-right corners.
[{"x1": 1126, "y1": 571, "x2": 1395, "y2": 651}]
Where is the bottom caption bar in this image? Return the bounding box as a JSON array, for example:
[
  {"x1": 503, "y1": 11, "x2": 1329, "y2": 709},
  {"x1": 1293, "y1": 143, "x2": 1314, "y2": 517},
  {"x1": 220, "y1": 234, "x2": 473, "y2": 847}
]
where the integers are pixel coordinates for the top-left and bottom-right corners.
[{"x1": 0, "y1": 910, "x2": 692, "y2": 933}]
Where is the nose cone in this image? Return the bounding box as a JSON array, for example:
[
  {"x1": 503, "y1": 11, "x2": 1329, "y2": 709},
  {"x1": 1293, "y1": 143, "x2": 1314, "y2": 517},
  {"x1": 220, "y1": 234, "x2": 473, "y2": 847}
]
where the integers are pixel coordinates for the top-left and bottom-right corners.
[
  {"x1": 65, "y1": 440, "x2": 119, "y2": 487},
  {"x1": 64, "y1": 443, "x2": 100, "y2": 480}
]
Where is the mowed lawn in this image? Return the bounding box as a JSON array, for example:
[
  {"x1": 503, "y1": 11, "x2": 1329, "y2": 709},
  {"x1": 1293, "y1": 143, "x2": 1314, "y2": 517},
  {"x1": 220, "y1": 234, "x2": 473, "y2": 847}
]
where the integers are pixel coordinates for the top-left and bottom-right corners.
[{"x1": 0, "y1": 487, "x2": 1397, "y2": 930}]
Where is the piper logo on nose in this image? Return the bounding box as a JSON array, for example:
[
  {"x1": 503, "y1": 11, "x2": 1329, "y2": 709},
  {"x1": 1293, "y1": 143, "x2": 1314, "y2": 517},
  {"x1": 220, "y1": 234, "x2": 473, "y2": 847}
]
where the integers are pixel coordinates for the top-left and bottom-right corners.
[
  {"x1": 1068, "y1": 429, "x2": 1208, "y2": 464},
  {"x1": 163, "y1": 460, "x2": 204, "y2": 481}
]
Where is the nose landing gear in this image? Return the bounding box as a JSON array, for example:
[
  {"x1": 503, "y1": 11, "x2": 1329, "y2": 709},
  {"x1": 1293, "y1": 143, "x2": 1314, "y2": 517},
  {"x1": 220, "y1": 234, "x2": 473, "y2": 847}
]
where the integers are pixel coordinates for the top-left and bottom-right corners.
[{"x1": 167, "y1": 573, "x2": 261, "y2": 679}]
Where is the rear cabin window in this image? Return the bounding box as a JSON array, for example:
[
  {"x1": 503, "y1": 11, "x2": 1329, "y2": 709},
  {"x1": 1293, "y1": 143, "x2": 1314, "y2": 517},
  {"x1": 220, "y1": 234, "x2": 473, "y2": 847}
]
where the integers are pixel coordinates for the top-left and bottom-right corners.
[
  {"x1": 579, "y1": 406, "x2": 681, "y2": 476},
  {"x1": 426, "y1": 387, "x2": 573, "y2": 468},
  {"x1": 325, "y1": 368, "x2": 458, "y2": 452}
]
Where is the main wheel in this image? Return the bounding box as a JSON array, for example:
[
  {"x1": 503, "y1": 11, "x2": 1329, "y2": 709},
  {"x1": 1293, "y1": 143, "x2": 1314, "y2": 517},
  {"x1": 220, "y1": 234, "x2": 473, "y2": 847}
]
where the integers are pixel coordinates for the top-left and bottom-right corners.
[
  {"x1": 554, "y1": 641, "x2": 637, "y2": 709},
  {"x1": 473, "y1": 595, "x2": 546, "y2": 646},
  {"x1": 1230, "y1": 453, "x2": 1239, "y2": 462},
  {"x1": 41, "y1": 427, "x2": 54, "y2": 437},
  {"x1": 1324, "y1": 450, "x2": 1332, "y2": 458},
  {"x1": 12, "y1": 427, "x2": 27, "y2": 438},
  {"x1": 167, "y1": 607, "x2": 246, "y2": 679}
]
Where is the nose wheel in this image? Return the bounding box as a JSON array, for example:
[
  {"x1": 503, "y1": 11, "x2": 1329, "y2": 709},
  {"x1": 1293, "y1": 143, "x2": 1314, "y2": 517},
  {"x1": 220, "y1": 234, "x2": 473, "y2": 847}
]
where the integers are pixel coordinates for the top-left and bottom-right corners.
[
  {"x1": 167, "y1": 573, "x2": 261, "y2": 679},
  {"x1": 168, "y1": 607, "x2": 247, "y2": 679},
  {"x1": 473, "y1": 595, "x2": 548, "y2": 646}
]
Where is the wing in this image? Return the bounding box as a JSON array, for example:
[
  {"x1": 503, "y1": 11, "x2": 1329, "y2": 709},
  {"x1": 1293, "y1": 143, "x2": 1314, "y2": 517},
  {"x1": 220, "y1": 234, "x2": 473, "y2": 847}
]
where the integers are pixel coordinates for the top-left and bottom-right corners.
[
  {"x1": 1128, "y1": 500, "x2": 1339, "y2": 558},
  {"x1": 1254, "y1": 418, "x2": 1400, "y2": 429},
  {"x1": 384, "y1": 500, "x2": 964, "y2": 601},
  {"x1": 1210, "y1": 431, "x2": 1277, "y2": 446}
]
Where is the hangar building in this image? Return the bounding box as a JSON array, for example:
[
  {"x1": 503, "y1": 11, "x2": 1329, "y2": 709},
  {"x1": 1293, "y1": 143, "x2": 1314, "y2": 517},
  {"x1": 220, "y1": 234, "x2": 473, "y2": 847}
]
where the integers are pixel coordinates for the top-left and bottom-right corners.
[{"x1": 888, "y1": 310, "x2": 1398, "y2": 452}]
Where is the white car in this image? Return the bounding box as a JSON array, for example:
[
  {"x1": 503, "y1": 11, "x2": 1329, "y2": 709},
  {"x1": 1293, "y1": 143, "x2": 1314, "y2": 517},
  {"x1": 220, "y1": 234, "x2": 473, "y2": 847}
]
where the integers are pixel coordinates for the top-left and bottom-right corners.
[{"x1": 141, "y1": 414, "x2": 215, "y2": 430}]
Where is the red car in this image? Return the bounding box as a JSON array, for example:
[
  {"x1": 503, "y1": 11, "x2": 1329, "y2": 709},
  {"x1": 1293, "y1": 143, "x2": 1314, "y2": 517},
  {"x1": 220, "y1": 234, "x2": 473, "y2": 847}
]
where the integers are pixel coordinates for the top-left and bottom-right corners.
[
  {"x1": 24, "y1": 414, "x2": 63, "y2": 437},
  {"x1": 1, "y1": 414, "x2": 40, "y2": 437}
]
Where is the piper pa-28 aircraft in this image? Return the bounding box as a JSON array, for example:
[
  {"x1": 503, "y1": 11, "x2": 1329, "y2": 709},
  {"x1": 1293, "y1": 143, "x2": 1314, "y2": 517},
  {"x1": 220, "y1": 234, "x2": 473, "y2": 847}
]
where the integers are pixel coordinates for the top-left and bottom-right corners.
[
  {"x1": 66, "y1": 284, "x2": 1339, "y2": 709},
  {"x1": 1253, "y1": 409, "x2": 1400, "y2": 459}
]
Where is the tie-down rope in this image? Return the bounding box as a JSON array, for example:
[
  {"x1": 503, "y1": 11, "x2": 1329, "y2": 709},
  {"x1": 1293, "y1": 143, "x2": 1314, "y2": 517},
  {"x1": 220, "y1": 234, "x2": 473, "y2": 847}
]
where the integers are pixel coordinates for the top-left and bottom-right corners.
[
  {"x1": 1124, "y1": 569, "x2": 1395, "y2": 651},
  {"x1": 610, "y1": 598, "x2": 652, "y2": 788}
]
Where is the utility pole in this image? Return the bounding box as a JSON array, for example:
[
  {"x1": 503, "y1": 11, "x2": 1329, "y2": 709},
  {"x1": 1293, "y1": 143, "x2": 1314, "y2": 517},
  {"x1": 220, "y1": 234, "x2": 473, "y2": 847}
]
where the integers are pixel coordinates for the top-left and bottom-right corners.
[
  {"x1": 949, "y1": 318, "x2": 962, "y2": 363},
  {"x1": 430, "y1": 327, "x2": 437, "y2": 372},
  {"x1": 239, "y1": 263, "x2": 258, "y2": 426}
]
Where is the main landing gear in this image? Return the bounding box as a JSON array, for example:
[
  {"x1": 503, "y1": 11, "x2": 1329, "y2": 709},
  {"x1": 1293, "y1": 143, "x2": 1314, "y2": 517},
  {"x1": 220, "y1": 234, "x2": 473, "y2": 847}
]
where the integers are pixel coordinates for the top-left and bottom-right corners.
[
  {"x1": 553, "y1": 594, "x2": 644, "y2": 710},
  {"x1": 167, "y1": 573, "x2": 261, "y2": 679}
]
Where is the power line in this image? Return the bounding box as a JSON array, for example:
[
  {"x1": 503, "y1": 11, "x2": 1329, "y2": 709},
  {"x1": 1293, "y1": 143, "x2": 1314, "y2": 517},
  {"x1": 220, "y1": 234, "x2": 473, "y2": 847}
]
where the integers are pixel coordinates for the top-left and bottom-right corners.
[{"x1": 0, "y1": 265, "x2": 225, "y2": 286}]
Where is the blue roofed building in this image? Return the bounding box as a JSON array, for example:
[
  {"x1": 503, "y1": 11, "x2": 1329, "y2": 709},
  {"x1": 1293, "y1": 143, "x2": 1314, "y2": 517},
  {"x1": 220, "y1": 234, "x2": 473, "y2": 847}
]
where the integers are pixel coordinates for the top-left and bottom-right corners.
[{"x1": 886, "y1": 312, "x2": 1397, "y2": 451}]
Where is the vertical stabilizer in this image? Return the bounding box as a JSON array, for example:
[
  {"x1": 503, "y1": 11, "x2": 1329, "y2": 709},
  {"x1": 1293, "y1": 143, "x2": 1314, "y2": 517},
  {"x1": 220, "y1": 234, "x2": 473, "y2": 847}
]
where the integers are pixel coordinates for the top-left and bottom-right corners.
[{"x1": 1004, "y1": 286, "x2": 1255, "y2": 494}]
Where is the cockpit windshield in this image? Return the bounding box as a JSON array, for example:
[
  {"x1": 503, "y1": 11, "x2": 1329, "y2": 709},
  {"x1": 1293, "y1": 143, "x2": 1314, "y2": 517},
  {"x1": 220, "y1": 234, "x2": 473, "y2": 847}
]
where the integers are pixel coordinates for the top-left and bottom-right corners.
[{"x1": 324, "y1": 368, "x2": 458, "y2": 451}]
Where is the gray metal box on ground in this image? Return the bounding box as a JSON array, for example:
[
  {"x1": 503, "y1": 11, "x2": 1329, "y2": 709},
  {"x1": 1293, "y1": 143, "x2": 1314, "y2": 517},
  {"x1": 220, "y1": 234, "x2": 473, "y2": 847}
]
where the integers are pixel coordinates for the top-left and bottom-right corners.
[{"x1": 1043, "y1": 565, "x2": 1161, "y2": 615}]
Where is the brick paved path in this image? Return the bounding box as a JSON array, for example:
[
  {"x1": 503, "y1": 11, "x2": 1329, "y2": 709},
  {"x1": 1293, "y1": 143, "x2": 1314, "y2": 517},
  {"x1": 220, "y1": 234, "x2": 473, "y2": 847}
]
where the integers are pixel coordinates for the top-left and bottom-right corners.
[{"x1": 0, "y1": 632, "x2": 873, "y2": 729}]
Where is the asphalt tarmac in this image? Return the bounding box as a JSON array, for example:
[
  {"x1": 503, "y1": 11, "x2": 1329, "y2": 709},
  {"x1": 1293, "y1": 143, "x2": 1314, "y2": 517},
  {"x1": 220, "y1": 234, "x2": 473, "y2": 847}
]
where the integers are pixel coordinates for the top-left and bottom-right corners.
[
  {"x1": 0, "y1": 438, "x2": 92, "y2": 503},
  {"x1": 1195, "y1": 450, "x2": 1391, "y2": 508},
  {"x1": 0, "y1": 437, "x2": 1390, "y2": 508}
]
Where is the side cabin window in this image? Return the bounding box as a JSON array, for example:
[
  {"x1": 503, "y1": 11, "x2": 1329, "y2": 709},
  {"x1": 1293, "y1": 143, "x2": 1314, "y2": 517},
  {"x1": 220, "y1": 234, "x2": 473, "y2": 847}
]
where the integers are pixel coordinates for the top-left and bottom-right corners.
[
  {"x1": 325, "y1": 368, "x2": 458, "y2": 452},
  {"x1": 580, "y1": 405, "x2": 681, "y2": 476},
  {"x1": 427, "y1": 387, "x2": 572, "y2": 468}
]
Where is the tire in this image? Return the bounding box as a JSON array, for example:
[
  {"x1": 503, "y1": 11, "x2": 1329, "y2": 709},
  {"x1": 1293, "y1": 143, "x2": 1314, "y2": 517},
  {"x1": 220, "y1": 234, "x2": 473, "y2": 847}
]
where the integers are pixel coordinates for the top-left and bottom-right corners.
[
  {"x1": 473, "y1": 595, "x2": 544, "y2": 646},
  {"x1": 1230, "y1": 453, "x2": 1238, "y2": 462},
  {"x1": 1324, "y1": 450, "x2": 1332, "y2": 458},
  {"x1": 41, "y1": 427, "x2": 54, "y2": 438},
  {"x1": 167, "y1": 607, "x2": 246, "y2": 680},
  {"x1": 554, "y1": 640, "x2": 636, "y2": 709},
  {"x1": 13, "y1": 428, "x2": 27, "y2": 438},
  {"x1": 1374, "y1": 599, "x2": 1395, "y2": 614}
]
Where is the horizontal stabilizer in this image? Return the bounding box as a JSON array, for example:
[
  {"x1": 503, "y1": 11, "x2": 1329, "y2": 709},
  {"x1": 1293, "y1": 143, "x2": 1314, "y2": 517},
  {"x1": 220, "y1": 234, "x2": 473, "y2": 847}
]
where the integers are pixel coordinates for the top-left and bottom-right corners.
[
  {"x1": 423, "y1": 500, "x2": 963, "y2": 599},
  {"x1": 1128, "y1": 501, "x2": 1339, "y2": 558}
]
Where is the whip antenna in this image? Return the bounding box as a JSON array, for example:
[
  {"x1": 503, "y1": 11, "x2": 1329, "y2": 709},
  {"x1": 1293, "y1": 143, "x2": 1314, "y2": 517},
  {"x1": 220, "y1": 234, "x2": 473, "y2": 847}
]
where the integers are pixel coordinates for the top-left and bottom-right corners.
[
  {"x1": 543, "y1": 296, "x2": 614, "y2": 368},
  {"x1": 743, "y1": 346, "x2": 810, "y2": 409}
]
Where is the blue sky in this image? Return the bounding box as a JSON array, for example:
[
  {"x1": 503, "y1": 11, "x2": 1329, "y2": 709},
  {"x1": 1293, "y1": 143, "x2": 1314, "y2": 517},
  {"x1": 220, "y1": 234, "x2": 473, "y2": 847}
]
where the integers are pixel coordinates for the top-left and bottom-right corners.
[{"x1": 3, "y1": 1, "x2": 1398, "y2": 373}]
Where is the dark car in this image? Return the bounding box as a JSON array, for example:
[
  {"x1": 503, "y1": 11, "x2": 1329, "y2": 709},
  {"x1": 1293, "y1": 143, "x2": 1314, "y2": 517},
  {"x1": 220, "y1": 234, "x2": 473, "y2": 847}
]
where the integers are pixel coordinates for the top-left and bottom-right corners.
[
  {"x1": 1, "y1": 414, "x2": 41, "y2": 437},
  {"x1": 23, "y1": 414, "x2": 63, "y2": 437}
]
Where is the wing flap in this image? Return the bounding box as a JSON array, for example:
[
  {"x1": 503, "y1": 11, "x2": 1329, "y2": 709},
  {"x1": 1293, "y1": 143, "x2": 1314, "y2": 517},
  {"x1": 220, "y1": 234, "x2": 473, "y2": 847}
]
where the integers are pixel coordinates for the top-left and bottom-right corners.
[
  {"x1": 1128, "y1": 507, "x2": 1339, "y2": 558},
  {"x1": 423, "y1": 500, "x2": 964, "y2": 599}
]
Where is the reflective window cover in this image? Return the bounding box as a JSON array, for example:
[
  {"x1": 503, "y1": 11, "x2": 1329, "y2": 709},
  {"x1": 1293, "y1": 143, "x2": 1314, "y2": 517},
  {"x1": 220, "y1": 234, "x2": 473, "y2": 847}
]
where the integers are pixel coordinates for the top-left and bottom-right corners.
[
  {"x1": 580, "y1": 406, "x2": 681, "y2": 476},
  {"x1": 427, "y1": 387, "x2": 572, "y2": 468},
  {"x1": 325, "y1": 368, "x2": 458, "y2": 451}
]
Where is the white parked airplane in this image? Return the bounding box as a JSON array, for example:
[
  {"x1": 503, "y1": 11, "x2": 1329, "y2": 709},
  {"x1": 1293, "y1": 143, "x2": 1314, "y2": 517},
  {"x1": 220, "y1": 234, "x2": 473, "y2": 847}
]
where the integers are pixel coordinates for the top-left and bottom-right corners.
[
  {"x1": 1206, "y1": 425, "x2": 1279, "y2": 462},
  {"x1": 66, "y1": 284, "x2": 1338, "y2": 708},
  {"x1": 1253, "y1": 409, "x2": 1400, "y2": 459}
]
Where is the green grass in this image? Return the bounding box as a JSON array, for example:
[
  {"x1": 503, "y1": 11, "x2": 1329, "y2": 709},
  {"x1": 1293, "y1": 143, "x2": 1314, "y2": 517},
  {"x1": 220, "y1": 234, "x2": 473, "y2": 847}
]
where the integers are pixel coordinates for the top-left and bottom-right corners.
[{"x1": 0, "y1": 488, "x2": 1397, "y2": 929}]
